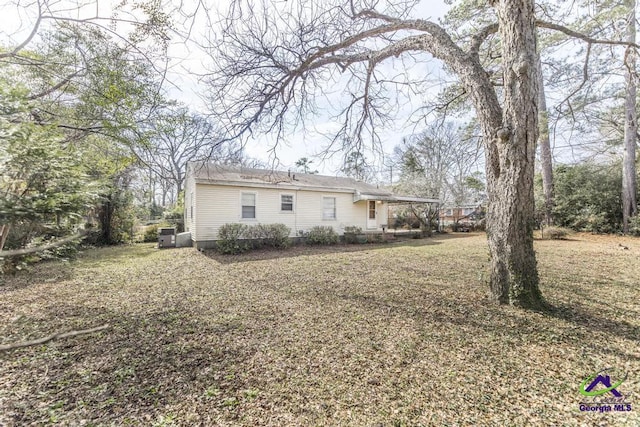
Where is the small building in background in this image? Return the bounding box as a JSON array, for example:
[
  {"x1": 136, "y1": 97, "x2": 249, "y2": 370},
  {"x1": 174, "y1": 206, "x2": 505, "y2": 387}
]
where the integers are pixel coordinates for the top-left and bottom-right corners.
[{"x1": 439, "y1": 204, "x2": 486, "y2": 230}]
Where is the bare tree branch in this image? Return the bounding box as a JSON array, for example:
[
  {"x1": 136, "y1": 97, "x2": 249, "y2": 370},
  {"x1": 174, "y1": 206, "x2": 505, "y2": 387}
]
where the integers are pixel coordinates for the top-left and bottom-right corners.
[
  {"x1": 0, "y1": 324, "x2": 110, "y2": 352},
  {"x1": 0, "y1": 231, "x2": 87, "y2": 257}
]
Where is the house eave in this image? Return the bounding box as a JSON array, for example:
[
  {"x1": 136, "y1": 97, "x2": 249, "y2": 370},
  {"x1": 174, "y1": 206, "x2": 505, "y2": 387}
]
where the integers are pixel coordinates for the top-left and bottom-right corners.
[{"x1": 194, "y1": 178, "x2": 356, "y2": 194}]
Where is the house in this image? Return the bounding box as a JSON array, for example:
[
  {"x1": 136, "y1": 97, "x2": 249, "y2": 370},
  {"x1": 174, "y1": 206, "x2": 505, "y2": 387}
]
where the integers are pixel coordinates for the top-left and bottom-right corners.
[
  {"x1": 439, "y1": 204, "x2": 485, "y2": 227},
  {"x1": 184, "y1": 163, "x2": 438, "y2": 249}
]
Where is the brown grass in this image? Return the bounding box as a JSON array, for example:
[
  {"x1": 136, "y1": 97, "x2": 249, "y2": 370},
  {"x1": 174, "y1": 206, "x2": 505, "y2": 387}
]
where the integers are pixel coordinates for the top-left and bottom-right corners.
[{"x1": 1, "y1": 233, "x2": 639, "y2": 426}]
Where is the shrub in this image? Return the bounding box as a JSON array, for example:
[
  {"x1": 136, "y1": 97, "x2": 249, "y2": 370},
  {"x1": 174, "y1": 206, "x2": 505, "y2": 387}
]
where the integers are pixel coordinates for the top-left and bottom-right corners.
[
  {"x1": 541, "y1": 226, "x2": 571, "y2": 240},
  {"x1": 143, "y1": 224, "x2": 160, "y2": 243},
  {"x1": 343, "y1": 226, "x2": 362, "y2": 244},
  {"x1": 343, "y1": 226, "x2": 362, "y2": 234},
  {"x1": 365, "y1": 233, "x2": 384, "y2": 243},
  {"x1": 217, "y1": 223, "x2": 250, "y2": 254},
  {"x1": 246, "y1": 223, "x2": 291, "y2": 248},
  {"x1": 306, "y1": 226, "x2": 338, "y2": 245},
  {"x1": 630, "y1": 215, "x2": 640, "y2": 237}
]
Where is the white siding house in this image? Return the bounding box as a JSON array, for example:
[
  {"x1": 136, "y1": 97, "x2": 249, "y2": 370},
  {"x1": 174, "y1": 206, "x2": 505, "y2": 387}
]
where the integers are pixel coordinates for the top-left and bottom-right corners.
[{"x1": 184, "y1": 163, "x2": 438, "y2": 248}]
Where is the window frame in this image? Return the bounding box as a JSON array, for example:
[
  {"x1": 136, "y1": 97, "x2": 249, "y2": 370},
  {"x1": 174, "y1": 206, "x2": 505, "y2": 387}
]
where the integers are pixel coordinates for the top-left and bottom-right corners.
[
  {"x1": 280, "y1": 193, "x2": 294, "y2": 213},
  {"x1": 240, "y1": 191, "x2": 257, "y2": 220},
  {"x1": 322, "y1": 196, "x2": 337, "y2": 220}
]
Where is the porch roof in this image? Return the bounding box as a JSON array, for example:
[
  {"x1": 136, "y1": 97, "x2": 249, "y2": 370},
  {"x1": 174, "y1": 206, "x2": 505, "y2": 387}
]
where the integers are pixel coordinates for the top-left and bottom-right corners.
[{"x1": 353, "y1": 192, "x2": 439, "y2": 204}]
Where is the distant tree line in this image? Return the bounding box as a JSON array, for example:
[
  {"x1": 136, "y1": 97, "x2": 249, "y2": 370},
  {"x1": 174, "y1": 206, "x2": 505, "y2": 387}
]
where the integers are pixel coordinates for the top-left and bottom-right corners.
[{"x1": 537, "y1": 162, "x2": 640, "y2": 235}]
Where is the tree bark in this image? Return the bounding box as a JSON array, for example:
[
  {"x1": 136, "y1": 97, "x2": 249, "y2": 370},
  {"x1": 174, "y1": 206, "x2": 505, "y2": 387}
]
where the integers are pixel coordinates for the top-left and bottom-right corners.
[
  {"x1": 0, "y1": 224, "x2": 10, "y2": 252},
  {"x1": 537, "y1": 56, "x2": 555, "y2": 226},
  {"x1": 622, "y1": 0, "x2": 638, "y2": 234},
  {"x1": 482, "y1": 0, "x2": 544, "y2": 309}
]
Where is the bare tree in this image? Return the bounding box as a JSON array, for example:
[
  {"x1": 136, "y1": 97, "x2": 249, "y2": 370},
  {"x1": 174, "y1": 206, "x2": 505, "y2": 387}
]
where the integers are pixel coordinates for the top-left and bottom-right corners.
[
  {"x1": 205, "y1": 0, "x2": 637, "y2": 309},
  {"x1": 393, "y1": 121, "x2": 482, "y2": 205},
  {"x1": 137, "y1": 106, "x2": 242, "y2": 205}
]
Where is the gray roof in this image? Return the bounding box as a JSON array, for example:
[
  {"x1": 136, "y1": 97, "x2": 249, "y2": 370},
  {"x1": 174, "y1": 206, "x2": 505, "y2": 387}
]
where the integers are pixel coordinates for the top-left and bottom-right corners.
[{"x1": 189, "y1": 162, "x2": 439, "y2": 203}]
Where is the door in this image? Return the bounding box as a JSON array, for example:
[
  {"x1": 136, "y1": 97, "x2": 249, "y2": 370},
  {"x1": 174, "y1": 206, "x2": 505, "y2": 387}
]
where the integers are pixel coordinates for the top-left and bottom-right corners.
[{"x1": 367, "y1": 200, "x2": 377, "y2": 229}]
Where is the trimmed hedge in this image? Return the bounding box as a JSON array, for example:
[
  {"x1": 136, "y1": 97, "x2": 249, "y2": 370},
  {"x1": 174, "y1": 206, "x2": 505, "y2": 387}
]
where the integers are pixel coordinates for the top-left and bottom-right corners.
[
  {"x1": 306, "y1": 226, "x2": 338, "y2": 245},
  {"x1": 245, "y1": 223, "x2": 291, "y2": 249},
  {"x1": 217, "y1": 223, "x2": 250, "y2": 254},
  {"x1": 217, "y1": 223, "x2": 291, "y2": 254}
]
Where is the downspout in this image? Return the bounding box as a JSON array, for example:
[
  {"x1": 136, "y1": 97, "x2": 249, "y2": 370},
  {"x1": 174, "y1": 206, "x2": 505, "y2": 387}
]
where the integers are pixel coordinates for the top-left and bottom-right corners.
[{"x1": 294, "y1": 189, "x2": 298, "y2": 237}]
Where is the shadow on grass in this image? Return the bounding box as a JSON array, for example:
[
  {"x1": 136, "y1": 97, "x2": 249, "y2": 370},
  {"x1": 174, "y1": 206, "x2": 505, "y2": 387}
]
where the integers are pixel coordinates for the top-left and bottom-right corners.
[
  {"x1": 1, "y1": 303, "x2": 257, "y2": 425},
  {"x1": 1, "y1": 244, "x2": 159, "y2": 290},
  {"x1": 76, "y1": 243, "x2": 158, "y2": 267},
  {"x1": 547, "y1": 303, "x2": 640, "y2": 344},
  {"x1": 203, "y1": 238, "x2": 444, "y2": 265},
  {"x1": 327, "y1": 285, "x2": 640, "y2": 363}
]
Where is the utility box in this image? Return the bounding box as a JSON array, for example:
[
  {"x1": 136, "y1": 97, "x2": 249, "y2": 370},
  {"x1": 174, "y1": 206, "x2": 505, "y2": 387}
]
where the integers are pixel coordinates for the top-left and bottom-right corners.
[{"x1": 158, "y1": 227, "x2": 176, "y2": 248}]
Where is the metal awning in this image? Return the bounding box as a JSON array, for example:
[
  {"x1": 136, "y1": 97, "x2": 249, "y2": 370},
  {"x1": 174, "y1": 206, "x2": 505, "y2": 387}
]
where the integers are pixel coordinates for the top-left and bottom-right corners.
[{"x1": 353, "y1": 192, "x2": 439, "y2": 204}]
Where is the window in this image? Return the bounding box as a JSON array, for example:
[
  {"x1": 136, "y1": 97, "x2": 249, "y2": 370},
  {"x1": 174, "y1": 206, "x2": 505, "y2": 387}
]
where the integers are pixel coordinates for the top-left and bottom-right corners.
[
  {"x1": 323, "y1": 197, "x2": 336, "y2": 220},
  {"x1": 281, "y1": 194, "x2": 294, "y2": 212},
  {"x1": 241, "y1": 192, "x2": 256, "y2": 219},
  {"x1": 445, "y1": 209, "x2": 453, "y2": 216},
  {"x1": 464, "y1": 208, "x2": 474, "y2": 215}
]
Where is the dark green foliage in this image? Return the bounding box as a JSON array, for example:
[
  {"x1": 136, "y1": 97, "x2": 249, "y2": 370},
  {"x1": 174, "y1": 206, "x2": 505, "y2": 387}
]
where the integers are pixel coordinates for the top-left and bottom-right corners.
[
  {"x1": 630, "y1": 216, "x2": 640, "y2": 237},
  {"x1": 163, "y1": 198, "x2": 185, "y2": 233},
  {"x1": 217, "y1": 223, "x2": 250, "y2": 254},
  {"x1": 95, "y1": 175, "x2": 137, "y2": 245},
  {"x1": 547, "y1": 163, "x2": 623, "y2": 233},
  {"x1": 143, "y1": 224, "x2": 160, "y2": 243},
  {"x1": 306, "y1": 226, "x2": 339, "y2": 245}
]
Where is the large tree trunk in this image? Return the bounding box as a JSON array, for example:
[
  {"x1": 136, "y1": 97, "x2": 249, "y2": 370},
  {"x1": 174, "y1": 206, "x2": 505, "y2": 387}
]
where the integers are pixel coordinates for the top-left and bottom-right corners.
[
  {"x1": 622, "y1": 0, "x2": 638, "y2": 234},
  {"x1": 537, "y1": 56, "x2": 555, "y2": 226},
  {"x1": 481, "y1": 0, "x2": 544, "y2": 309}
]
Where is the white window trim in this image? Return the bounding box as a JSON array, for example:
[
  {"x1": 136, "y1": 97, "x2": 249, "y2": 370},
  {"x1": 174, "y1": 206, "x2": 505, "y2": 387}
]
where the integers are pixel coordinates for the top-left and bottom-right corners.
[
  {"x1": 240, "y1": 191, "x2": 258, "y2": 221},
  {"x1": 280, "y1": 193, "x2": 295, "y2": 213},
  {"x1": 322, "y1": 196, "x2": 337, "y2": 221}
]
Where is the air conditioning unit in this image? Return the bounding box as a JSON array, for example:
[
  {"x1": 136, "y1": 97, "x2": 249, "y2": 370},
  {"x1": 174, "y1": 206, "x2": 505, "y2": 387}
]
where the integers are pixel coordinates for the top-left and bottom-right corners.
[{"x1": 158, "y1": 227, "x2": 176, "y2": 248}]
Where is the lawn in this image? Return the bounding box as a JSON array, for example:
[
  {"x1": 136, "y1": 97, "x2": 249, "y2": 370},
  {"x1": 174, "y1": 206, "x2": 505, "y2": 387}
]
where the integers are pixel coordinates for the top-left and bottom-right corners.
[{"x1": 0, "y1": 233, "x2": 638, "y2": 426}]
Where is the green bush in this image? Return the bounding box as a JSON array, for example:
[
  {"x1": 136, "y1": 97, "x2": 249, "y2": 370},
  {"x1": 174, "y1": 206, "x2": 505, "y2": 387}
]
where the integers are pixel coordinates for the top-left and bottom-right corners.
[
  {"x1": 365, "y1": 233, "x2": 384, "y2": 243},
  {"x1": 543, "y1": 163, "x2": 622, "y2": 233},
  {"x1": 343, "y1": 226, "x2": 362, "y2": 244},
  {"x1": 246, "y1": 223, "x2": 291, "y2": 248},
  {"x1": 217, "y1": 223, "x2": 250, "y2": 254},
  {"x1": 262, "y1": 223, "x2": 291, "y2": 248},
  {"x1": 217, "y1": 223, "x2": 291, "y2": 253},
  {"x1": 143, "y1": 224, "x2": 160, "y2": 242},
  {"x1": 306, "y1": 226, "x2": 338, "y2": 245},
  {"x1": 629, "y1": 215, "x2": 640, "y2": 237}
]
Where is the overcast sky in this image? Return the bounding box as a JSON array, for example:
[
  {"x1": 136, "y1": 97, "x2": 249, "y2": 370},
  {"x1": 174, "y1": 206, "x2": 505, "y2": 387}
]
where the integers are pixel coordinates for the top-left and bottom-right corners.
[
  {"x1": 164, "y1": 0, "x2": 454, "y2": 176},
  {"x1": 0, "y1": 0, "x2": 462, "y2": 176}
]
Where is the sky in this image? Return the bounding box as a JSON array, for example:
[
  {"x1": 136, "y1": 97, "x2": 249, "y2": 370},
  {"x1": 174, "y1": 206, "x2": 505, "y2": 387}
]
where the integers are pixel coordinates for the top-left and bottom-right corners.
[
  {"x1": 162, "y1": 0, "x2": 455, "y2": 176},
  {"x1": 0, "y1": 0, "x2": 454, "y2": 177},
  {"x1": 2, "y1": 1, "x2": 620, "y2": 179}
]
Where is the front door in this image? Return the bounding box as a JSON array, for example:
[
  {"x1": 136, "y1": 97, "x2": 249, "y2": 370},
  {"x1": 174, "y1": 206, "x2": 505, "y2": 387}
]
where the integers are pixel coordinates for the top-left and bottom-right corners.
[{"x1": 367, "y1": 200, "x2": 377, "y2": 229}]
